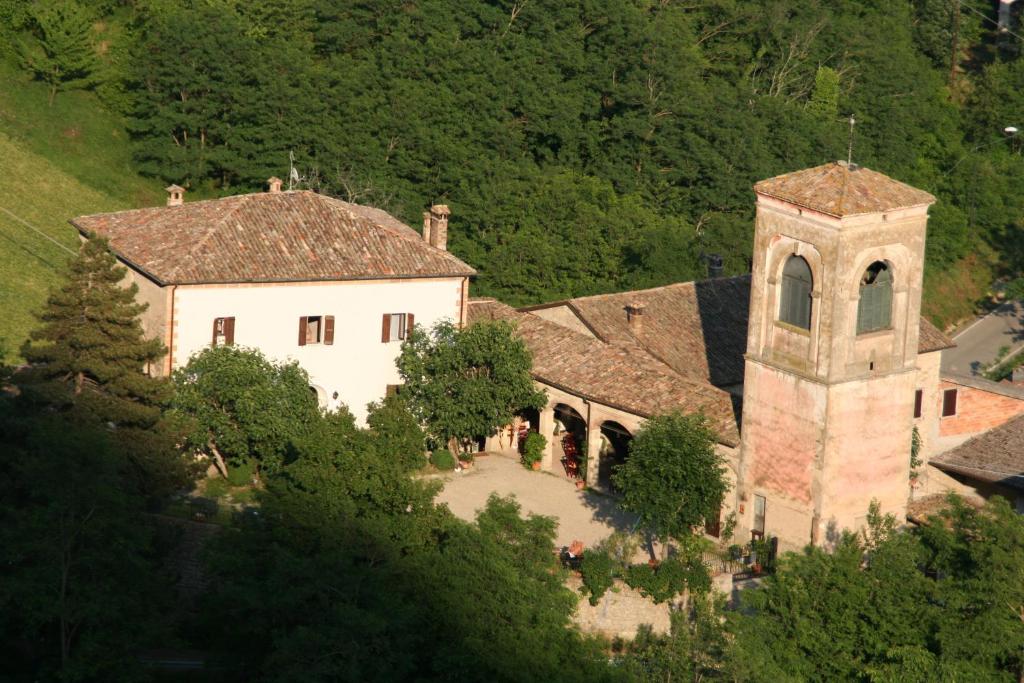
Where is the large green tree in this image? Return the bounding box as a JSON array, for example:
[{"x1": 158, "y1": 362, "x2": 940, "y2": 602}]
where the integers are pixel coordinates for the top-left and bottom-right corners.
[
  {"x1": 612, "y1": 412, "x2": 728, "y2": 548},
  {"x1": 19, "y1": 237, "x2": 188, "y2": 496},
  {"x1": 396, "y1": 319, "x2": 546, "y2": 454},
  {"x1": 18, "y1": 0, "x2": 100, "y2": 104},
  {"x1": 171, "y1": 345, "x2": 322, "y2": 477}
]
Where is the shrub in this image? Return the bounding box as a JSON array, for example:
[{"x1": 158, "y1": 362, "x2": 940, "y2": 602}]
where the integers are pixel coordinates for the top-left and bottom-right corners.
[
  {"x1": 366, "y1": 395, "x2": 426, "y2": 472},
  {"x1": 595, "y1": 532, "x2": 641, "y2": 570},
  {"x1": 580, "y1": 549, "x2": 616, "y2": 606},
  {"x1": 203, "y1": 476, "x2": 231, "y2": 499},
  {"x1": 521, "y1": 432, "x2": 546, "y2": 468},
  {"x1": 430, "y1": 450, "x2": 457, "y2": 471},
  {"x1": 226, "y1": 458, "x2": 256, "y2": 487},
  {"x1": 624, "y1": 555, "x2": 709, "y2": 604}
]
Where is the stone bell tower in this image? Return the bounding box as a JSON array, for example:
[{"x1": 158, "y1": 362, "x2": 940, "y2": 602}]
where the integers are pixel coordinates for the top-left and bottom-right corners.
[{"x1": 736, "y1": 161, "x2": 935, "y2": 549}]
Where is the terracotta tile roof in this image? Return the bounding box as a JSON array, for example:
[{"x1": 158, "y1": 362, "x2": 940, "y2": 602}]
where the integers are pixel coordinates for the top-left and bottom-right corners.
[
  {"x1": 754, "y1": 161, "x2": 936, "y2": 217},
  {"x1": 931, "y1": 413, "x2": 1024, "y2": 491},
  {"x1": 71, "y1": 191, "x2": 475, "y2": 284},
  {"x1": 528, "y1": 276, "x2": 953, "y2": 388},
  {"x1": 467, "y1": 299, "x2": 740, "y2": 447},
  {"x1": 906, "y1": 493, "x2": 982, "y2": 525}
]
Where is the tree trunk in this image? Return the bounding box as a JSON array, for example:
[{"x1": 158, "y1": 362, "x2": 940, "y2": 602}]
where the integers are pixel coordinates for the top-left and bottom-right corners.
[{"x1": 207, "y1": 441, "x2": 228, "y2": 478}]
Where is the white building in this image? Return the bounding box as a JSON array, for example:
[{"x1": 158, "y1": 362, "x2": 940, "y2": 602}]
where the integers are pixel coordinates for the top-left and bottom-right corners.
[{"x1": 72, "y1": 179, "x2": 475, "y2": 423}]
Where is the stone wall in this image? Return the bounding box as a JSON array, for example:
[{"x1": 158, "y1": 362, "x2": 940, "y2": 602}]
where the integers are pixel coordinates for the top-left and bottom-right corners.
[{"x1": 567, "y1": 576, "x2": 671, "y2": 639}]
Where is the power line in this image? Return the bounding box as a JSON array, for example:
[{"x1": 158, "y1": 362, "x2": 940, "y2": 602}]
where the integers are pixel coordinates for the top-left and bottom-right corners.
[
  {"x1": 0, "y1": 206, "x2": 77, "y2": 256},
  {"x1": 962, "y1": 3, "x2": 1024, "y2": 44}
]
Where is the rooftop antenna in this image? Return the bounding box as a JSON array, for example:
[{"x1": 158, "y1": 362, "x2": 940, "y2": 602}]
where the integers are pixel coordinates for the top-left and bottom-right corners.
[
  {"x1": 288, "y1": 151, "x2": 299, "y2": 190},
  {"x1": 846, "y1": 115, "x2": 856, "y2": 167}
]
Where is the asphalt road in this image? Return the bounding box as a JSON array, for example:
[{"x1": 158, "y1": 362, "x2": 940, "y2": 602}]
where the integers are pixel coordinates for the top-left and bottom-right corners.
[{"x1": 941, "y1": 300, "x2": 1024, "y2": 376}]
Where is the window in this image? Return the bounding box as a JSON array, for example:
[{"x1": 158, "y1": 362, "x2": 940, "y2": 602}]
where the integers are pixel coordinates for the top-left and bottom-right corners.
[
  {"x1": 297, "y1": 315, "x2": 334, "y2": 346},
  {"x1": 385, "y1": 384, "x2": 402, "y2": 398},
  {"x1": 942, "y1": 388, "x2": 958, "y2": 417},
  {"x1": 382, "y1": 312, "x2": 415, "y2": 343},
  {"x1": 212, "y1": 316, "x2": 235, "y2": 346},
  {"x1": 779, "y1": 255, "x2": 812, "y2": 330},
  {"x1": 857, "y1": 261, "x2": 893, "y2": 334},
  {"x1": 914, "y1": 389, "x2": 923, "y2": 419},
  {"x1": 752, "y1": 494, "x2": 767, "y2": 539}
]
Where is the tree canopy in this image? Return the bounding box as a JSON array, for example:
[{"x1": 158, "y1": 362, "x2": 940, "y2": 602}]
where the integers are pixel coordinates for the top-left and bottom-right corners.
[{"x1": 396, "y1": 319, "x2": 547, "y2": 452}]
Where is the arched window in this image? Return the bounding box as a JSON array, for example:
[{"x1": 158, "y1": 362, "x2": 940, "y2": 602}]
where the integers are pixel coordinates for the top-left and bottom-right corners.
[
  {"x1": 779, "y1": 255, "x2": 813, "y2": 330},
  {"x1": 857, "y1": 262, "x2": 893, "y2": 334}
]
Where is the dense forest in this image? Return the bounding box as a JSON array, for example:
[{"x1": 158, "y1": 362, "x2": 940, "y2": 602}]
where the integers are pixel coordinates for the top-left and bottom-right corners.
[{"x1": 4, "y1": 0, "x2": 1024, "y2": 317}]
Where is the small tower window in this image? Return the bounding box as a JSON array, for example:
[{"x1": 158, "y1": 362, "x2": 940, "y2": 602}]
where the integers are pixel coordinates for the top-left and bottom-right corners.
[
  {"x1": 779, "y1": 255, "x2": 813, "y2": 330},
  {"x1": 857, "y1": 262, "x2": 893, "y2": 334}
]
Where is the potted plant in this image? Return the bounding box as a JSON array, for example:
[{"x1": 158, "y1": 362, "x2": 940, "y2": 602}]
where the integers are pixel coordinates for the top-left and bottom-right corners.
[
  {"x1": 458, "y1": 452, "x2": 475, "y2": 470},
  {"x1": 521, "y1": 432, "x2": 546, "y2": 470}
]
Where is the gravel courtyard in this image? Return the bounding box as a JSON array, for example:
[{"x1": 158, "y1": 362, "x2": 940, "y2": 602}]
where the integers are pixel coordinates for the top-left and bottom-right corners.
[{"x1": 435, "y1": 452, "x2": 638, "y2": 549}]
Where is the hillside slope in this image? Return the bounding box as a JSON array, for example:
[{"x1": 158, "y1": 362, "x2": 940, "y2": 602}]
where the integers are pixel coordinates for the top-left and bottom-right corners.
[{"x1": 0, "y1": 59, "x2": 160, "y2": 359}]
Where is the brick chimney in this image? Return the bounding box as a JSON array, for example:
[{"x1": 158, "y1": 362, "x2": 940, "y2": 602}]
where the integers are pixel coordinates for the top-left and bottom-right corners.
[
  {"x1": 422, "y1": 211, "x2": 433, "y2": 244},
  {"x1": 428, "y1": 204, "x2": 450, "y2": 250},
  {"x1": 625, "y1": 302, "x2": 645, "y2": 335},
  {"x1": 165, "y1": 184, "x2": 185, "y2": 207},
  {"x1": 267, "y1": 176, "x2": 283, "y2": 193}
]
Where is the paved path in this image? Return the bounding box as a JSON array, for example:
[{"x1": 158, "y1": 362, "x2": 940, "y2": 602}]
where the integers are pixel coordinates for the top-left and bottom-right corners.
[
  {"x1": 942, "y1": 300, "x2": 1024, "y2": 376},
  {"x1": 435, "y1": 452, "x2": 638, "y2": 549}
]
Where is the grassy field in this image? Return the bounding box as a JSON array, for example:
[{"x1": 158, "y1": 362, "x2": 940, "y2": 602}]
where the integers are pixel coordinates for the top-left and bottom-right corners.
[{"x1": 0, "y1": 59, "x2": 161, "y2": 361}]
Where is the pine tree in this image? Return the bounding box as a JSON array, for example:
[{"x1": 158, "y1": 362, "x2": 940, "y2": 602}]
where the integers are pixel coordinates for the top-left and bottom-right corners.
[
  {"x1": 19, "y1": 0, "x2": 100, "y2": 105},
  {"x1": 20, "y1": 238, "x2": 188, "y2": 495}
]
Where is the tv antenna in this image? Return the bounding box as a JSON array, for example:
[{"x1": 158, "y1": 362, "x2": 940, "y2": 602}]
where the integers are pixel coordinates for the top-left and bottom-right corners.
[
  {"x1": 288, "y1": 151, "x2": 300, "y2": 190},
  {"x1": 846, "y1": 115, "x2": 856, "y2": 167}
]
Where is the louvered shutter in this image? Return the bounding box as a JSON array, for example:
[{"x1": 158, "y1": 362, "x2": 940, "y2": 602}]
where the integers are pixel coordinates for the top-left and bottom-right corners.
[
  {"x1": 298, "y1": 317, "x2": 308, "y2": 346},
  {"x1": 406, "y1": 313, "x2": 414, "y2": 338},
  {"x1": 914, "y1": 389, "x2": 923, "y2": 419},
  {"x1": 323, "y1": 316, "x2": 335, "y2": 345},
  {"x1": 212, "y1": 319, "x2": 219, "y2": 345},
  {"x1": 381, "y1": 313, "x2": 391, "y2": 343},
  {"x1": 224, "y1": 317, "x2": 235, "y2": 346}
]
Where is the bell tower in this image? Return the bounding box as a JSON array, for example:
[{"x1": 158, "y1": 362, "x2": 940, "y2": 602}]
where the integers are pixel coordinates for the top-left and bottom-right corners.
[{"x1": 736, "y1": 161, "x2": 935, "y2": 549}]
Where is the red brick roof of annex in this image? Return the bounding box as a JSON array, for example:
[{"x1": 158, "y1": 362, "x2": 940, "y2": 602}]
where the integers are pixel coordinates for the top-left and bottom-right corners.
[
  {"x1": 754, "y1": 161, "x2": 936, "y2": 218},
  {"x1": 71, "y1": 190, "x2": 476, "y2": 285},
  {"x1": 522, "y1": 276, "x2": 954, "y2": 388},
  {"x1": 930, "y1": 413, "x2": 1024, "y2": 491},
  {"x1": 467, "y1": 298, "x2": 740, "y2": 447}
]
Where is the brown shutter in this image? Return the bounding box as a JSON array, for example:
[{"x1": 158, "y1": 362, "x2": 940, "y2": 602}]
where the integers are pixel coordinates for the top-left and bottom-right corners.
[
  {"x1": 224, "y1": 317, "x2": 235, "y2": 346},
  {"x1": 323, "y1": 315, "x2": 335, "y2": 345},
  {"x1": 212, "y1": 318, "x2": 220, "y2": 345},
  {"x1": 381, "y1": 313, "x2": 391, "y2": 343},
  {"x1": 942, "y1": 389, "x2": 957, "y2": 417},
  {"x1": 406, "y1": 313, "x2": 414, "y2": 338},
  {"x1": 913, "y1": 389, "x2": 923, "y2": 419},
  {"x1": 298, "y1": 316, "x2": 308, "y2": 346}
]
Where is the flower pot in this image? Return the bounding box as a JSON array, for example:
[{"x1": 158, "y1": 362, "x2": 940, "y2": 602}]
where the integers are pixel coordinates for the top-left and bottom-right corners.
[
  {"x1": 530, "y1": 460, "x2": 541, "y2": 471},
  {"x1": 575, "y1": 480, "x2": 585, "y2": 491}
]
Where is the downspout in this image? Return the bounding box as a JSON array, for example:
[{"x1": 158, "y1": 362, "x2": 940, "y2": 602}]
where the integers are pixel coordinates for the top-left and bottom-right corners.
[{"x1": 166, "y1": 285, "x2": 177, "y2": 376}]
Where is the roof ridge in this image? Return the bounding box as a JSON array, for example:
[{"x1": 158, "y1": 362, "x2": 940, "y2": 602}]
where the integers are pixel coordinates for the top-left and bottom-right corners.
[{"x1": 568, "y1": 274, "x2": 751, "y2": 304}]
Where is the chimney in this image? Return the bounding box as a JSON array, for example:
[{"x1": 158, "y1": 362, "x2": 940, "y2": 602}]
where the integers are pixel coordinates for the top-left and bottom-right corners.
[
  {"x1": 267, "y1": 176, "x2": 283, "y2": 193},
  {"x1": 707, "y1": 253, "x2": 724, "y2": 278},
  {"x1": 422, "y1": 211, "x2": 433, "y2": 244},
  {"x1": 625, "y1": 302, "x2": 645, "y2": 335},
  {"x1": 165, "y1": 184, "x2": 185, "y2": 207},
  {"x1": 428, "y1": 204, "x2": 450, "y2": 251}
]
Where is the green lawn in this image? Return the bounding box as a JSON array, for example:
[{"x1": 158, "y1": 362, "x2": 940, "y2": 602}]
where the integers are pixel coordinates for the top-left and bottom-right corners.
[{"x1": 0, "y1": 59, "x2": 161, "y2": 360}]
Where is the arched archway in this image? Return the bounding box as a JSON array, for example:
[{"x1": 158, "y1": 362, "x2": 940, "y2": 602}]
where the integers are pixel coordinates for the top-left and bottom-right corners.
[
  {"x1": 553, "y1": 404, "x2": 586, "y2": 478},
  {"x1": 598, "y1": 421, "x2": 632, "y2": 490},
  {"x1": 309, "y1": 385, "x2": 327, "y2": 409}
]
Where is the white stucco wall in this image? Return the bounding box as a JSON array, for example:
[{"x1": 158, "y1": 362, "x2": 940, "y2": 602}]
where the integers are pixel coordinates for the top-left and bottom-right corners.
[{"x1": 171, "y1": 277, "x2": 465, "y2": 423}]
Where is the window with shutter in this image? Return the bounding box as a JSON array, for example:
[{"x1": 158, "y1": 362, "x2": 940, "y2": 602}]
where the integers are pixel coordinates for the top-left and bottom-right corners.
[
  {"x1": 299, "y1": 316, "x2": 328, "y2": 345},
  {"x1": 857, "y1": 262, "x2": 893, "y2": 334},
  {"x1": 212, "y1": 317, "x2": 235, "y2": 346},
  {"x1": 298, "y1": 316, "x2": 308, "y2": 346},
  {"x1": 914, "y1": 389, "x2": 923, "y2": 419},
  {"x1": 942, "y1": 388, "x2": 958, "y2": 417},
  {"x1": 382, "y1": 313, "x2": 408, "y2": 342},
  {"x1": 778, "y1": 256, "x2": 812, "y2": 330}
]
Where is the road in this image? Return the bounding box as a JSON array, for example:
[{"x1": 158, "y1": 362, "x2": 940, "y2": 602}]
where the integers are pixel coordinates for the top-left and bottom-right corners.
[{"x1": 941, "y1": 300, "x2": 1024, "y2": 376}]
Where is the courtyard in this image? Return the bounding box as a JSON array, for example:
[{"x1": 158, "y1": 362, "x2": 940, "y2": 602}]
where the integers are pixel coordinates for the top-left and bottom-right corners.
[{"x1": 435, "y1": 452, "x2": 639, "y2": 549}]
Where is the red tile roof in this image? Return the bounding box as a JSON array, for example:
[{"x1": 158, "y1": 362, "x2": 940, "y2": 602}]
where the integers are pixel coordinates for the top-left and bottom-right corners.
[
  {"x1": 71, "y1": 191, "x2": 475, "y2": 284},
  {"x1": 526, "y1": 276, "x2": 954, "y2": 388},
  {"x1": 930, "y1": 413, "x2": 1024, "y2": 491},
  {"x1": 754, "y1": 161, "x2": 936, "y2": 217},
  {"x1": 468, "y1": 298, "x2": 740, "y2": 446}
]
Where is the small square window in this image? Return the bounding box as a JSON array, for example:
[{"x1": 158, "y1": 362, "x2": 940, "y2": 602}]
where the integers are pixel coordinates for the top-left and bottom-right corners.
[
  {"x1": 385, "y1": 384, "x2": 402, "y2": 398},
  {"x1": 383, "y1": 313, "x2": 408, "y2": 342},
  {"x1": 942, "y1": 388, "x2": 958, "y2": 418}
]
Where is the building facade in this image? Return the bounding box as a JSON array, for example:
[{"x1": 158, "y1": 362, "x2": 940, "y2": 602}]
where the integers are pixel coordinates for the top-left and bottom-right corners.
[{"x1": 72, "y1": 182, "x2": 475, "y2": 423}]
